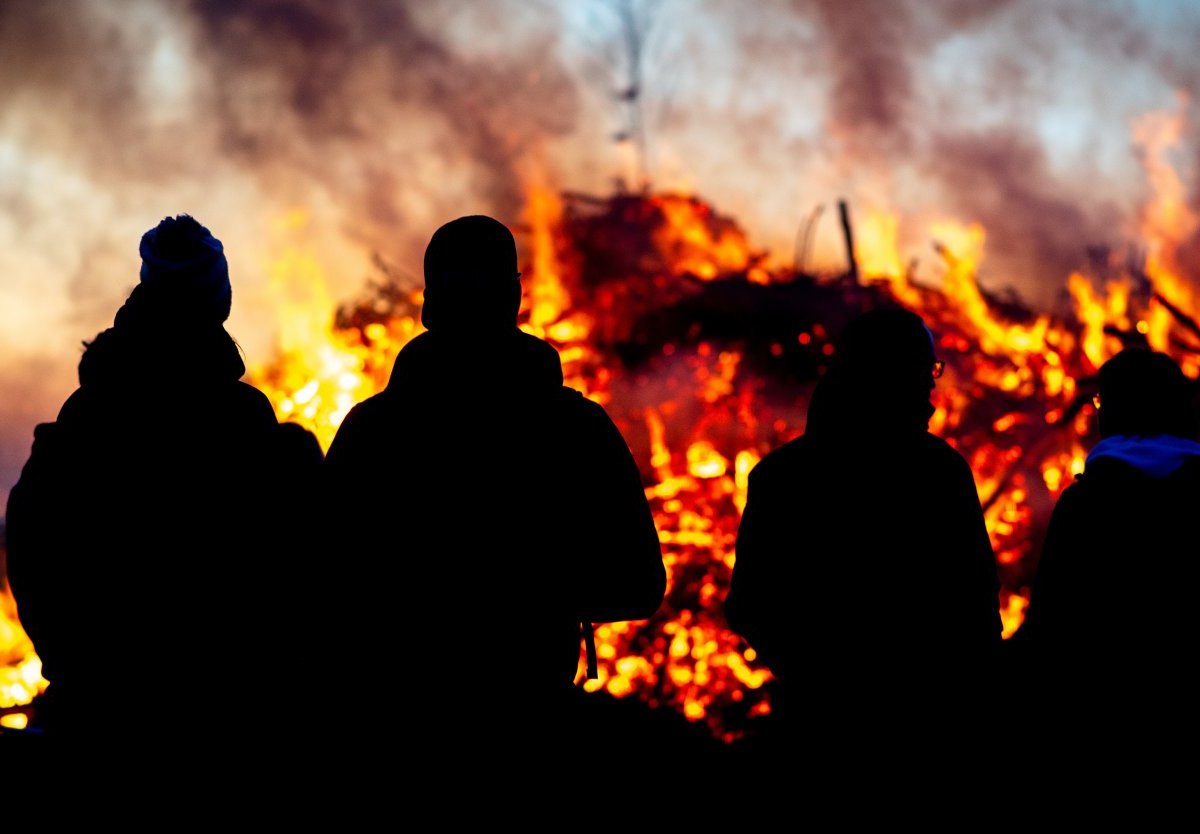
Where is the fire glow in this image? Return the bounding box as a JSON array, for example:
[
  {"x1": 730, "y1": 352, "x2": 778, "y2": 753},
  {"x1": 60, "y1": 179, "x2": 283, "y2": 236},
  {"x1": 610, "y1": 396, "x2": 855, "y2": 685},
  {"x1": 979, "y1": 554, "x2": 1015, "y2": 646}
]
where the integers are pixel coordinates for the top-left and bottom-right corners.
[{"x1": 2, "y1": 107, "x2": 1198, "y2": 740}]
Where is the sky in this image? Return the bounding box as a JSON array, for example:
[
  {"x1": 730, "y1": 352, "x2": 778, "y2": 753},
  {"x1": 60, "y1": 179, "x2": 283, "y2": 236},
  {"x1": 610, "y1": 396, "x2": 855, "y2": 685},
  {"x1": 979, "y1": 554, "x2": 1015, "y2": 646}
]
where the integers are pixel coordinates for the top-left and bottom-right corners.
[{"x1": 0, "y1": 0, "x2": 1198, "y2": 508}]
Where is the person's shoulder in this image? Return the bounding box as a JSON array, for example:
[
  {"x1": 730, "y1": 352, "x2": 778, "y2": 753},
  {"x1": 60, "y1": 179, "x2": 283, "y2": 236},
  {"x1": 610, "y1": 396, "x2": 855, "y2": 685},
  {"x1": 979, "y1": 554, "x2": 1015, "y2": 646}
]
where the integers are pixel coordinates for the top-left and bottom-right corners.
[
  {"x1": 552, "y1": 387, "x2": 616, "y2": 429},
  {"x1": 54, "y1": 387, "x2": 89, "y2": 423},
  {"x1": 916, "y1": 432, "x2": 972, "y2": 468},
  {"x1": 749, "y1": 434, "x2": 814, "y2": 481},
  {"x1": 336, "y1": 390, "x2": 392, "y2": 429},
  {"x1": 516, "y1": 329, "x2": 563, "y2": 363},
  {"x1": 395, "y1": 329, "x2": 437, "y2": 361},
  {"x1": 231, "y1": 380, "x2": 280, "y2": 425}
]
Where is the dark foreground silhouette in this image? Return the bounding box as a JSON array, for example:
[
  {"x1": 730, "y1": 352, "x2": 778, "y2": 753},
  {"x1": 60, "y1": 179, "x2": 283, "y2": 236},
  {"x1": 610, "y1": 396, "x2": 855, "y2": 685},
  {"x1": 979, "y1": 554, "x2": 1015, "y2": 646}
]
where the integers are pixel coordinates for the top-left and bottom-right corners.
[
  {"x1": 323, "y1": 215, "x2": 673, "y2": 766},
  {"x1": 1016, "y1": 348, "x2": 1200, "y2": 744},
  {"x1": 724, "y1": 308, "x2": 1002, "y2": 763},
  {"x1": 5, "y1": 215, "x2": 320, "y2": 746}
]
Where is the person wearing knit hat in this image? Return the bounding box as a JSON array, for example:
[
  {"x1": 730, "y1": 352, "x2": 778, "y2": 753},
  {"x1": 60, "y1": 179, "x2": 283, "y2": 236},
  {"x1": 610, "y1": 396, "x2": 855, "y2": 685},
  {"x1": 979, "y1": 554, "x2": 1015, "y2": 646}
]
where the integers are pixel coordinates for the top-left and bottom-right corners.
[
  {"x1": 5, "y1": 214, "x2": 320, "y2": 743},
  {"x1": 136, "y1": 214, "x2": 232, "y2": 324}
]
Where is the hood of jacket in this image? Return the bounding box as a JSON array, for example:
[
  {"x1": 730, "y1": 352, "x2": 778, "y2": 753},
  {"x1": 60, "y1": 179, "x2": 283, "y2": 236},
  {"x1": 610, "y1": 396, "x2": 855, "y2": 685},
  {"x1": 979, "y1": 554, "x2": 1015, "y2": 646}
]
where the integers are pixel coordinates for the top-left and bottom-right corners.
[
  {"x1": 1085, "y1": 434, "x2": 1200, "y2": 479},
  {"x1": 78, "y1": 324, "x2": 246, "y2": 390},
  {"x1": 384, "y1": 328, "x2": 564, "y2": 398}
]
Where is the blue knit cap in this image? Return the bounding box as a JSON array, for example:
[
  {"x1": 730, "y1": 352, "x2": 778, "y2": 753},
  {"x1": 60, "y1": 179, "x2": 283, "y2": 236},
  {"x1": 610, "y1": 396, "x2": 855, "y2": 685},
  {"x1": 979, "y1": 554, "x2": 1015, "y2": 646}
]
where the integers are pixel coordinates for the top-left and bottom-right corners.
[{"x1": 138, "y1": 215, "x2": 231, "y2": 323}]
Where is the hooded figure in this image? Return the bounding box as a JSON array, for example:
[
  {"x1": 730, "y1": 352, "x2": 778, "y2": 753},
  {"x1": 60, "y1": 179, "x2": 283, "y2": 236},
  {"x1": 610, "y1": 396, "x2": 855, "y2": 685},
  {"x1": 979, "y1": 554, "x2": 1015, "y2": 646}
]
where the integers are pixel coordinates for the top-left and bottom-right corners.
[
  {"x1": 323, "y1": 215, "x2": 665, "y2": 758},
  {"x1": 6, "y1": 215, "x2": 317, "y2": 741},
  {"x1": 1019, "y1": 349, "x2": 1200, "y2": 686},
  {"x1": 724, "y1": 308, "x2": 1001, "y2": 755}
]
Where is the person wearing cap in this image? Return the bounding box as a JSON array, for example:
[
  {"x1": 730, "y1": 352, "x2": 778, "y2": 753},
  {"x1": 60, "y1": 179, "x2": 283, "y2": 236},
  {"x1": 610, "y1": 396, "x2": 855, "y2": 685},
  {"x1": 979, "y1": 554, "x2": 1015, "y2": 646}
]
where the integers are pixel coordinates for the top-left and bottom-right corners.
[
  {"x1": 1019, "y1": 348, "x2": 1200, "y2": 731},
  {"x1": 323, "y1": 215, "x2": 666, "y2": 761},
  {"x1": 6, "y1": 215, "x2": 318, "y2": 742},
  {"x1": 724, "y1": 307, "x2": 1002, "y2": 760}
]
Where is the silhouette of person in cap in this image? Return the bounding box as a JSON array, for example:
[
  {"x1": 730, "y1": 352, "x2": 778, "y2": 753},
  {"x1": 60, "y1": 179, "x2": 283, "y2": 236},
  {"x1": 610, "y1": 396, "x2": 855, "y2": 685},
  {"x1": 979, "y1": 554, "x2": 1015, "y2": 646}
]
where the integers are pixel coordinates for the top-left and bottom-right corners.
[
  {"x1": 324, "y1": 215, "x2": 665, "y2": 762},
  {"x1": 1019, "y1": 348, "x2": 1200, "y2": 740},
  {"x1": 6, "y1": 215, "x2": 319, "y2": 742},
  {"x1": 725, "y1": 307, "x2": 1001, "y2": 758}
]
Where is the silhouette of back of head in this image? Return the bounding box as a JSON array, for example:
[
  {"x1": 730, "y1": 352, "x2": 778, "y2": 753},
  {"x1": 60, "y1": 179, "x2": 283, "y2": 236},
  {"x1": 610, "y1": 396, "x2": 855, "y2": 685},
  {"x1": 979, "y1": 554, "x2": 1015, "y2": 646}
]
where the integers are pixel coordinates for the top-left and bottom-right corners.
[
  {"x1": 1097, "y1": 348, "x2": 1195, "y2": 439},
  {"x1": 421, "y1": 215, "x2": 520, "y2": 332},
  {"x1": 807, "y1": 307, "x2": 939, "y2": 435}
]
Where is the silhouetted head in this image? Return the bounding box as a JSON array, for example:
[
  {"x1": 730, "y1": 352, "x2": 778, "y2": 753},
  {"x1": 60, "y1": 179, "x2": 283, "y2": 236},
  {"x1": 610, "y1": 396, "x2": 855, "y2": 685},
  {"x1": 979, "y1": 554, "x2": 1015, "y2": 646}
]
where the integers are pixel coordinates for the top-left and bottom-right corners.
[
  {"x1": 839, "y1": 308, "x2": 938, "y2": 382},
  {"x1": 1097, "y1": 349, "x2": 1195, "y2": 439},
  {"x1": 807, "y1": 307, "x2": 941, "y2": 435},
  {"x1": 135, "y1": 215, "x2": 231, "y2": 325},
  {"x1": 421, "y1": 216, "x2": 520, "y2": 333}
]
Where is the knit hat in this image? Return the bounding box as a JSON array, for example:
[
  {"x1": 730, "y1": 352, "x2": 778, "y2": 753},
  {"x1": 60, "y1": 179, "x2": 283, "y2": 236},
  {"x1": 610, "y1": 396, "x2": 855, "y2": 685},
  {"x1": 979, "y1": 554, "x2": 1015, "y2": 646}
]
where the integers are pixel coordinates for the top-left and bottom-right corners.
[{"x1": 138, "y1": 215, "x2": 231, "y2": 323}]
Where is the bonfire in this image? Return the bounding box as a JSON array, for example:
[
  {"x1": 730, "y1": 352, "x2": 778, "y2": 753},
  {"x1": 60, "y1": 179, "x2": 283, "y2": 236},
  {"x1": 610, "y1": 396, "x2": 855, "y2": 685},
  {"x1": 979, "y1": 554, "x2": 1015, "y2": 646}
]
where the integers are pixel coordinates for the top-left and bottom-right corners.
[{"x1": 1, "y1": 107, "x2": 1197, "y2": 740}]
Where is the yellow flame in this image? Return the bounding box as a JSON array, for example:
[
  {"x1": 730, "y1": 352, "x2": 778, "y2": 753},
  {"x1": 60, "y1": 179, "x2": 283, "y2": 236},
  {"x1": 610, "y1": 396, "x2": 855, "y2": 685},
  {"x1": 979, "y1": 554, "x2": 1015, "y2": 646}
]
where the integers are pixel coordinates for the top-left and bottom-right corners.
[
  {"x1": 1000, "y1": 592, "x2": 1029, "y2": 640},
  {"x1": 0, "y1": 713, "x2": 29, "y2": 730},
  {"x1": 733, "y1": 450, "x2": 759, "y2": 514},
  {"x1": 1135, "y1": 99, "x2": 1200, "y2": 330},
  {"x1": 1067, "y1": 273, "x2": 1108, "y2": 369},
  {"x1": 653, "y1": 195, "x2": 754, "y2": 279},
  {"x1": 251, "y1": 212, "x2": 423, "y2": 449},
  {"x1": 687, "y1": 442, "x2": 728, "y2": 479},
  {"x1": 933, "y1": 219, "x2": 1049, "y2": 356},
  {"x1": 0, "y1": 581, "x2": 48, "y2": 709},
  {"x1": 521, "y1": 186, "x2": 571, "y2": 333},
  {"x1": 700, "y1": 350, "x2": 740, "y2": 404},
  {"x1": 646, "y1": 408, "x2": 673, "y2": 477},
  {"x1": 857, "y1": 210, "x2": 922, "y2": 307}
]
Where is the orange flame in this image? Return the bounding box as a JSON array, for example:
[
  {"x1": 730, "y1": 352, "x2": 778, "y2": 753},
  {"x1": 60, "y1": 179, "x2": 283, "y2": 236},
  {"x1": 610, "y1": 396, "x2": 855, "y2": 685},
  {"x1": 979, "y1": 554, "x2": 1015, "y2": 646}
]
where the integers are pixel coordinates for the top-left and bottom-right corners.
[
  {"x1": 933, "y1": 219, "x2": 1050, "y2": 357},
  {"x1": 1136, "y1": 100, "x2": 1199, "y2": 338},
  {"x1": 1067, "y1": 272, "x2": 1110, "y2": 370},
  {"x1": 652, "y1": 194, "x2": 767, "y2": 283},
  {"x1": 0, "y1": 571, "x2": 48, "y2": 715}
]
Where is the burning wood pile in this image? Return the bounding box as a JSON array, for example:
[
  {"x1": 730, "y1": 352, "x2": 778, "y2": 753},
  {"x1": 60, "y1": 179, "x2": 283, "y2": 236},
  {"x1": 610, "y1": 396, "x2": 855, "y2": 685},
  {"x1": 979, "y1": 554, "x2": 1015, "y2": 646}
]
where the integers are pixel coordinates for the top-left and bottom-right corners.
[{"x1": 1, "y1": 126, "x2": 1196, "y2": 738}]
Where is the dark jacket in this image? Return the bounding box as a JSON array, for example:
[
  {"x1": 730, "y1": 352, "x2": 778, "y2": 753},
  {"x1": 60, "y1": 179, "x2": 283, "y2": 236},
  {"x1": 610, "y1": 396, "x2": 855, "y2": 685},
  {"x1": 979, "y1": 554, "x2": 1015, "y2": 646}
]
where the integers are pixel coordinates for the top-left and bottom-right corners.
[
  {"x1": 5, "y1": 322, "x2": 314, "y2": 737},
  {"x1": 1020, "y1": 436, "x2": 1200, "y2": 660},
  {"x1": 324, "y1": 329, "x2": 665, "y2": 713},
  {"x1": 1014, "y1": 435, "x2": 1200, "y2": 743},
  {"x1": 725, "y1": 357, "x2": 1001, "y2": 703},
  {"x1": 726, "y1": 430, "x2": 1002, "y2": 680}
]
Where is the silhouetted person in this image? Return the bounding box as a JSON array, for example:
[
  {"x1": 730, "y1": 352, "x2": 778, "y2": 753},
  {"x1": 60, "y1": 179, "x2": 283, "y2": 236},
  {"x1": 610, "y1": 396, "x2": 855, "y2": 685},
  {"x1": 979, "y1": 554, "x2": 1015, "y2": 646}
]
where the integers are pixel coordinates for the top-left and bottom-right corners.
[
  {"x1": 5, "y1": 215, "x2": 320, "y2": 744},
  {"x1": 323, "y1": 215, "x2": 665, "y2": 762},
  {"x1": 724, "y1": 307, "x2": 1001, "y2": 757},
  {"x1": 1018, "y1": 348, "x2": 1200, "y2": 738}
]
